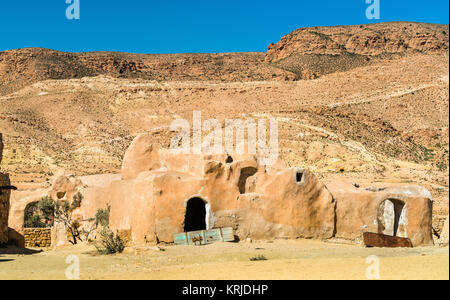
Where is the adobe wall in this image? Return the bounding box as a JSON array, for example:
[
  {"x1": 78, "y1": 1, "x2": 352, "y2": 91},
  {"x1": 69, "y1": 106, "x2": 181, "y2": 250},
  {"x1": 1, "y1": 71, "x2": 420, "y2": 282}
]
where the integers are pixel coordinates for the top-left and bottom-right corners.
[
  {"x1": 439, "y1": 215, "x2": 449, "y2": 246},
  {"x1": 7, "y1": 173, "x2": 120, "y2": 248},
  {"x1": 87, "y1": 134, "x2": 336, "y2": 244},
  {"x1": 6, "y1": 131, "x2": 436, "y2": 248},
  {"x1": 0, "y1": 172, "x2": 11, "y2": 245},
  {"x1": 8, "y1": 189, "x2": 49, "y2": 237},
  {"x1": 75, "y1": 133, "x2": 434, "y2": 247},
  {"x1": 7, "y1": 175, "x2": 83, "y2": 247},
  {"x1": 327, "y1": 182, "x2": 434, "y2": 247},
  {"x1": 101, "y1": 165, "x2": 336, "y2": 244},
  {"x1": 0, "y1": 133, "x2": 11, "y2": 245}
]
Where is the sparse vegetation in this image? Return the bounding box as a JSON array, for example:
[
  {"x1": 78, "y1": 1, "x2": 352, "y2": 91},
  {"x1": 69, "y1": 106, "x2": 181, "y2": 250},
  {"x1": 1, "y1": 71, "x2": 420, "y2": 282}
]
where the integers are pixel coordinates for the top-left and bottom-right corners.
[
  {"x1": 24, "y1": 197, "x2": 54, "y2": 228},
  {"x1": 24, "y1": 210, "x2": 47, "y2": 228},
  {"x1": 249, "y1": 255, "x2": 268, "y2": 261},
  {"x1": 95, "y1": 205, "x2": 111, "y2": 228},
  {"x1": 92, "y1": 205, "x2": 125, "y2": 255},
  {"x1": 93, "y1": 228, "x2": 125, "y2": 255},
  {"x1": 35, "y1": 192, "x2": 94, "y2": 245}
]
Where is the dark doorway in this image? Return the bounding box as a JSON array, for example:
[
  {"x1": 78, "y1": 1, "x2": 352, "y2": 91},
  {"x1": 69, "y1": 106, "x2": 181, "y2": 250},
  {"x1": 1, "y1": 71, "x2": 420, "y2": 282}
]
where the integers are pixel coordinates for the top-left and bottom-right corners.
[
  {"x1": 238, "y1": 167, "x2": 257, "y2": 194},
  {"x1": 391, "y1": 199, "x2": 406, "y2": 237},
  {"x1": 184, "y1": 198, "x2": 207, "y2": 232}
]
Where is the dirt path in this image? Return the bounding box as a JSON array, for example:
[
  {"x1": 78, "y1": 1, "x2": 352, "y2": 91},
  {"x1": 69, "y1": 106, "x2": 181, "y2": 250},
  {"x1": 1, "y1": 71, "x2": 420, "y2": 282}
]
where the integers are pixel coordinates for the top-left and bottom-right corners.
[{"x1": 0, "y1": 240, "x2": 448, "y2": 280}]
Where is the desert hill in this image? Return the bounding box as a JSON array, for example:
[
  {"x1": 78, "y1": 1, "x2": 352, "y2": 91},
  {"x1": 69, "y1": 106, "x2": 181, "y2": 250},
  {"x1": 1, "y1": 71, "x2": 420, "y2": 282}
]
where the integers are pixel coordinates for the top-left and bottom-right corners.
[
  {"x1": 0, "y1": 48, "x2": 296, "y2": 96},
  {"x1": 0, "y1": 22, "x2": 449, "y2": 231},
  {"x1": 266, "y1": 22, "x2": 448, "y2": 79}
]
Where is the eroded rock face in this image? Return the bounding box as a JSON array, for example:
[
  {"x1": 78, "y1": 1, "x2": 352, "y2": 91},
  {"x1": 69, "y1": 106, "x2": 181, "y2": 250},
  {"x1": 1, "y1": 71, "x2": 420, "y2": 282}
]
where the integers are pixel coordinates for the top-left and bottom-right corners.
[
  {"x1": 266, "y1": 22, "x2": 449, "y2": 79},
  {"x1": 0, "y1": 48, "x2": 296, "y2": 97},
  {"x1": 266, "y1": 22, "x2": 449, "y2": 62},
  {"x1": 49, "y1": 175, "x2": 82, "y2": 202}
]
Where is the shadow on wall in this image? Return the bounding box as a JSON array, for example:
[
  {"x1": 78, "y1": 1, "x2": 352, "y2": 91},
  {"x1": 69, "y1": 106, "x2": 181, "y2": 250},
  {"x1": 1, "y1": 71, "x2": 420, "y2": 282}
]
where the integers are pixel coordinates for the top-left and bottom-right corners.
[
  {"x1": 6, "y1": 227, "x2": 24, "y2": 248},
  {"x1": 0, "y1": 228, "x2": 41, "y2": 255}
]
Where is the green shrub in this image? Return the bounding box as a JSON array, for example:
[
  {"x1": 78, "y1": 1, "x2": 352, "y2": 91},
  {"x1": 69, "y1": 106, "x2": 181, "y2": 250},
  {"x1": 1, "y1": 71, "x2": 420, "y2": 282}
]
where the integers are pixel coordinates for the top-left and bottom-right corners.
[
  {"x1": 24, "y1": 198, "x2": 54, "y2": 228},
  {"x1": 95, "y1": 205, "x2": 111, "y2": 228},
  {"x1": 94, "y1": 228, "x2": 125, "y2": 255},
  {"x1": 24, "y1": 214, "x2": 47, "y2": 228}
]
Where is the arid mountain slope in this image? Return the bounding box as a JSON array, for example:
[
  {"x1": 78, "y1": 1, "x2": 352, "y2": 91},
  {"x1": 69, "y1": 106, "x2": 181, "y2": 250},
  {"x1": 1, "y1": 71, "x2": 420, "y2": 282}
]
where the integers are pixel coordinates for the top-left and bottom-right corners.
[
  {"x1": 0, "y1": 49, "x2": 295, "y2": 96},
  {"x1": 0, "y1": 53, "x2": 447, "y2": 174},
  {"x1": 266, "y1": 22, "x2": 449, "y2": 79}
]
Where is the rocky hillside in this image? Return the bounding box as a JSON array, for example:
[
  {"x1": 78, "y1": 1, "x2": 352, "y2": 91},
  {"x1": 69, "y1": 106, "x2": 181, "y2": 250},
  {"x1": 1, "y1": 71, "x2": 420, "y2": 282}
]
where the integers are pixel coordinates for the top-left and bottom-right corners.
[
  {"x1": 2, "y1": 23, "x2": 448, "y2": 94},
  {"x1": 266, "y1": 22, "x2": 449, "y2": 79},
  {"x1": 0, "y1": 49, "x2": 296, "y2": 96},
  {"x1": 0, "y1": 22, "x2": 448, "y2": 176}
]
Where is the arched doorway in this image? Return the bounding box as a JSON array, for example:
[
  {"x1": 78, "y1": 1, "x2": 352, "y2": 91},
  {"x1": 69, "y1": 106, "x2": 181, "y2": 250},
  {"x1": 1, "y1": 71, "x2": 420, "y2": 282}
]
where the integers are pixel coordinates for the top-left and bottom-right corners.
[
  {"x1": 24, "y1": 200, "x2": 54, "y2": 228},
  {"x1": 184, "y1": 197, "x2": 207, "y2": 232},
  {"x1": 238, "y1": 167, "x2": 257, "y2": 194},
  {"x1": 378, "y1": 199, "x2": 407, "y2": 237}
]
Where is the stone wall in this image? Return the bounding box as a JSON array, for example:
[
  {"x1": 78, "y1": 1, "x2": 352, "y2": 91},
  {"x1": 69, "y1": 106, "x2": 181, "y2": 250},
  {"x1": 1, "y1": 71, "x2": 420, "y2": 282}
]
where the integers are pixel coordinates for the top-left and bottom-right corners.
[
  {"x1": 24, "y1": 228, "x2": 52, "y2": 248},
  {"x1": 0, "y1": 173, "x2": 10, "y2": 245}
]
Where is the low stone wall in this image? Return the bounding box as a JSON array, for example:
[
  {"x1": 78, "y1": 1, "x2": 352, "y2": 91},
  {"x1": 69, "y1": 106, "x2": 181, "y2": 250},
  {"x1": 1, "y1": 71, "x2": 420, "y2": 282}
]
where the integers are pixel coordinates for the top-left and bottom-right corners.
[{"x1": 24, "y1": 228, "x2": 52, "y2": 248}]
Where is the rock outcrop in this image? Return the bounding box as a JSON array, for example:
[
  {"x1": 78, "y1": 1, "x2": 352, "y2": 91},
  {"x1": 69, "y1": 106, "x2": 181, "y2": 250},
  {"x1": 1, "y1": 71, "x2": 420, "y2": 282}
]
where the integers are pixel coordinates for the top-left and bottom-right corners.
[{"x1": 121, "y1": 133, "x2": 162, "y2": 180}]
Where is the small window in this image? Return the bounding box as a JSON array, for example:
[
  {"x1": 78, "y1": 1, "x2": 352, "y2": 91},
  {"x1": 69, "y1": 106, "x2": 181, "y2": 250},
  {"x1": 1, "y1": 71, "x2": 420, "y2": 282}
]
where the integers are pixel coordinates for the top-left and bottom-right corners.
[
  {"x1": 56, "y1": 192, "x2": 66, "y2": 199},
  {"x1": 296, "y1": 172, "x2": 303, "y2": 183}
]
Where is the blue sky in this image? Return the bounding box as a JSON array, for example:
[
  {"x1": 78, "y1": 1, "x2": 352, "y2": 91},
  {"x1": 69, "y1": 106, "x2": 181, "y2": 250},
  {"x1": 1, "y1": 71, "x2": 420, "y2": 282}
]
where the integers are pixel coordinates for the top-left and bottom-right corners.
[{"x1": 0, "y1": 0, "x2": 448, "y2": 53}]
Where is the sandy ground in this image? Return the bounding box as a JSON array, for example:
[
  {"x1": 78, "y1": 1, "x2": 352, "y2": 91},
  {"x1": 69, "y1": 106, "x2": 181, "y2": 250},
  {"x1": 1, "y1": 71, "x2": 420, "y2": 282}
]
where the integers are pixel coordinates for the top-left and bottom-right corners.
[{"x1": 0, "y1": 239, "x2": 448, "y2": 280}]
